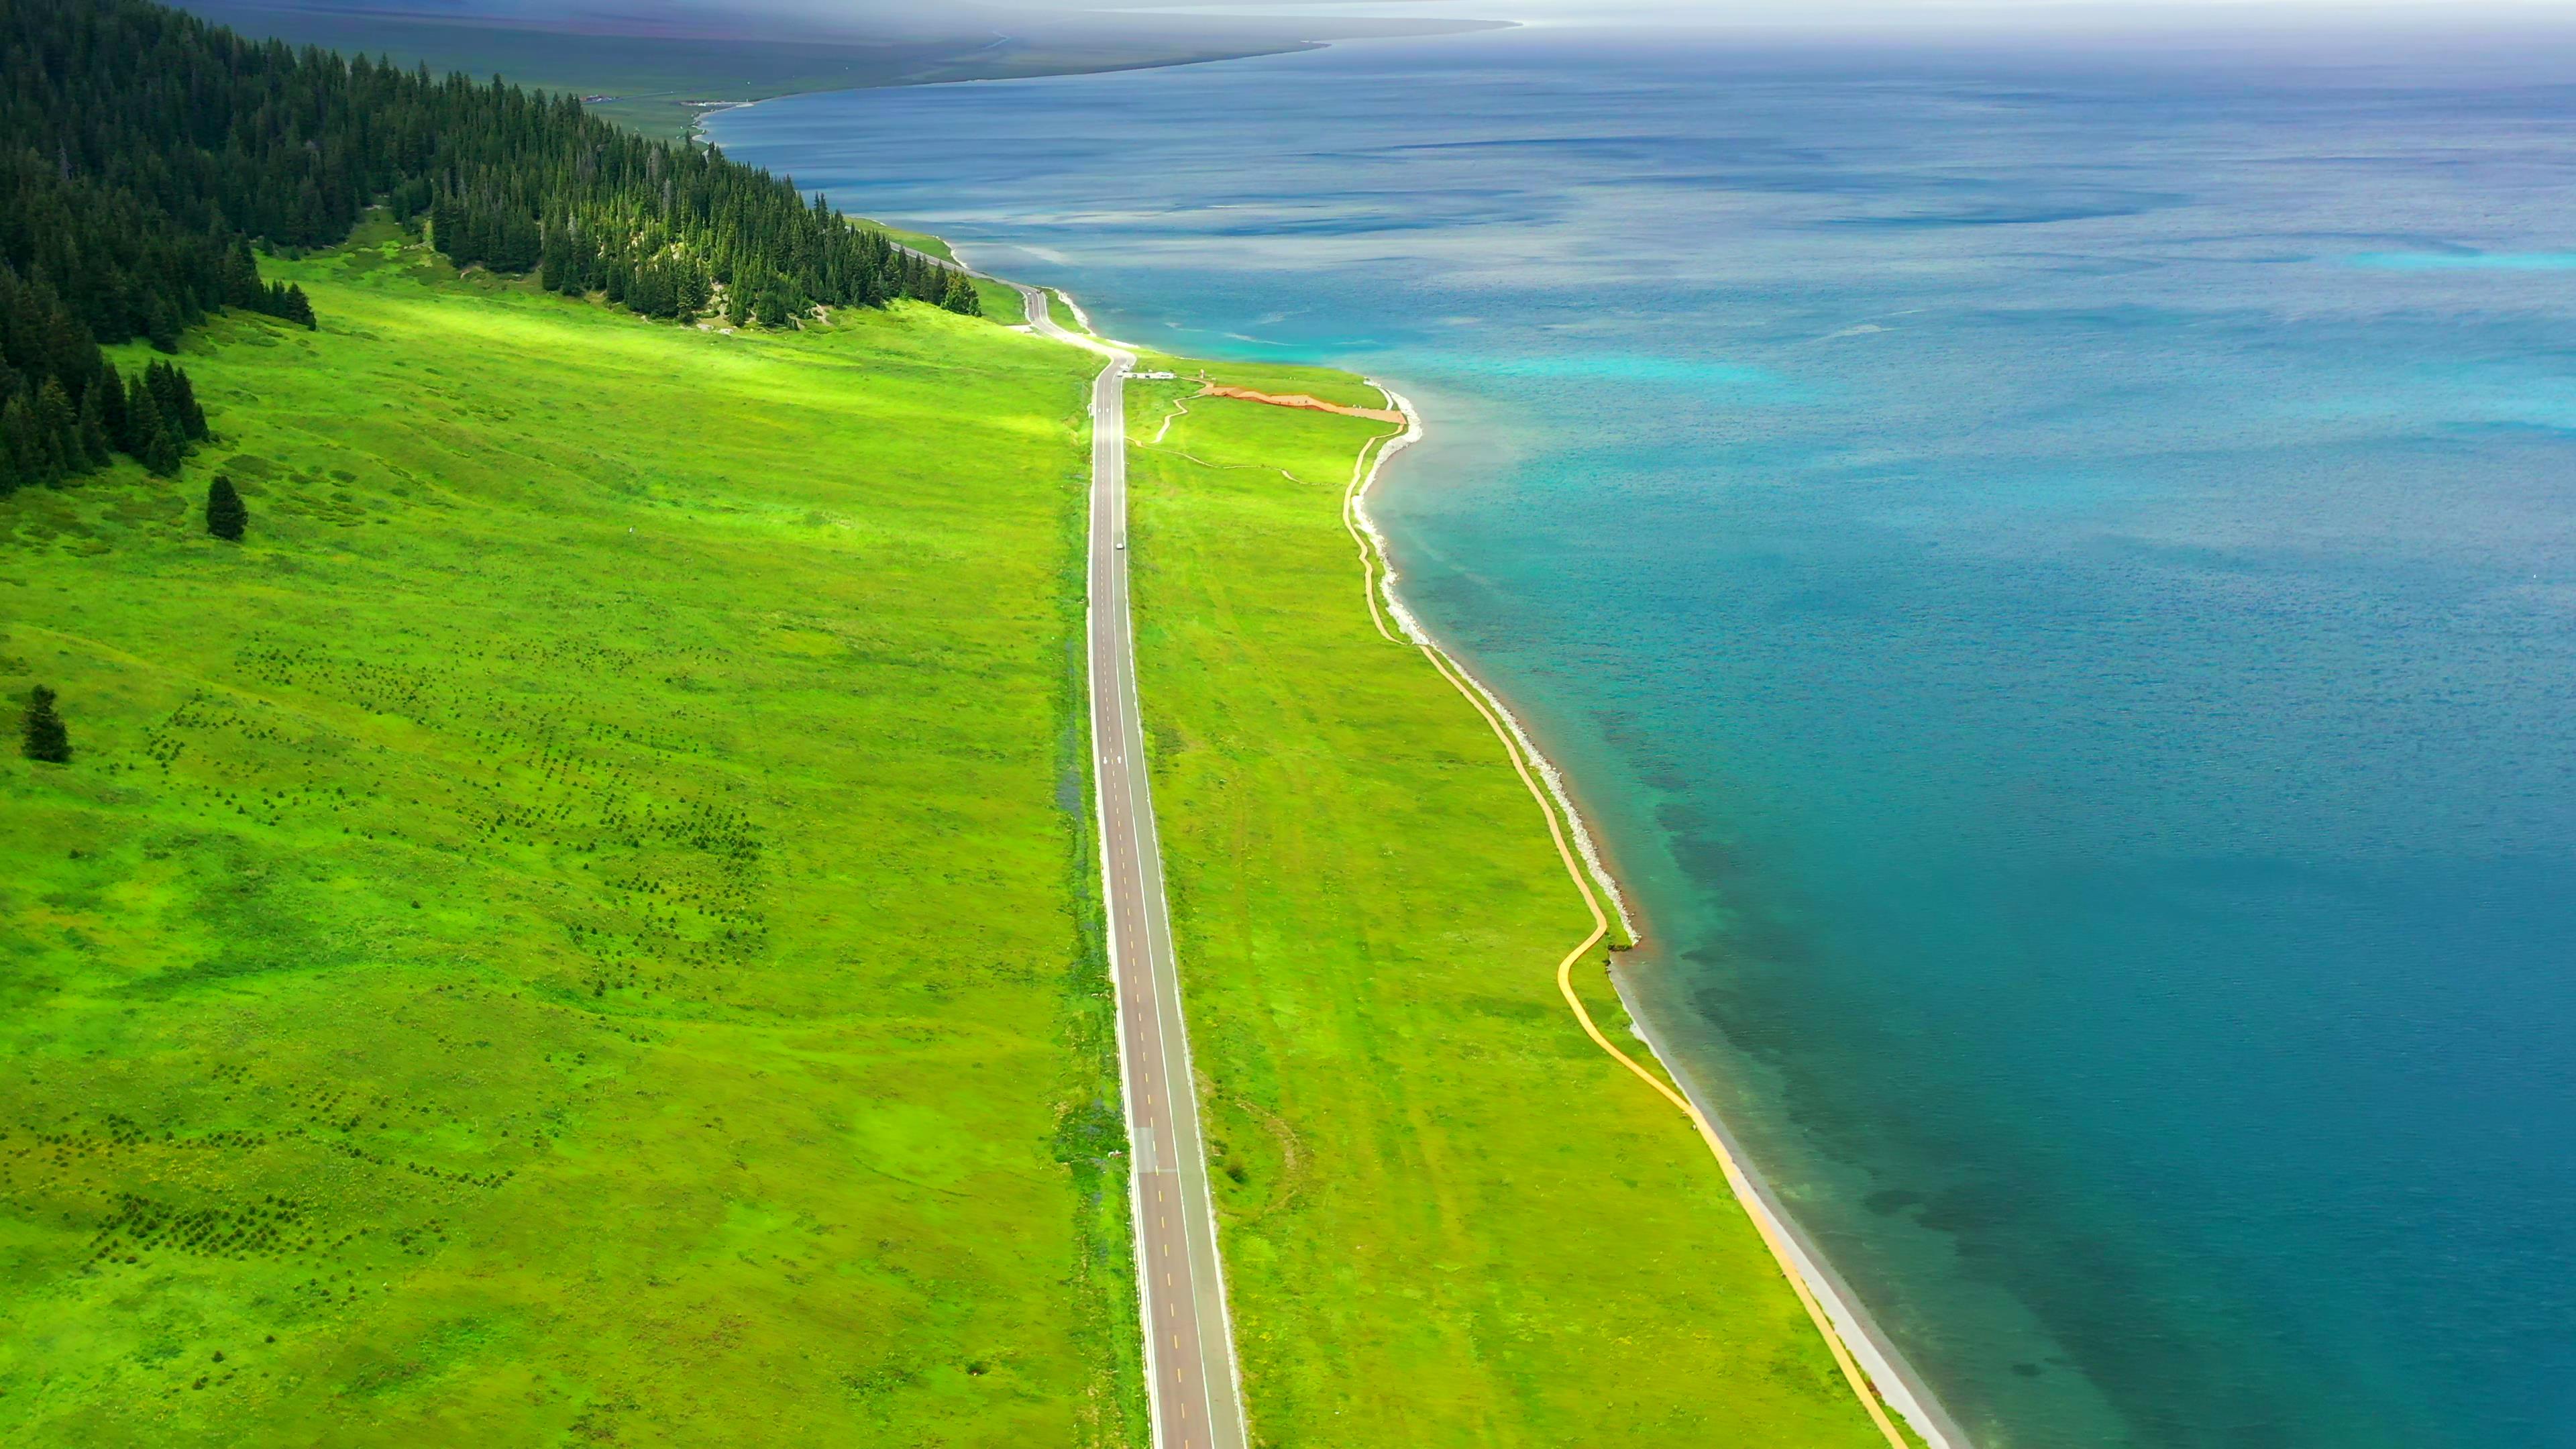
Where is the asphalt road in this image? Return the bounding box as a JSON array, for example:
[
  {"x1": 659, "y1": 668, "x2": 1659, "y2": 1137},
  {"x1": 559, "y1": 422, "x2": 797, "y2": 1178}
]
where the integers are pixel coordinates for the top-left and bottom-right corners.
[{"x1": 1015, "y1": 283, "x2": 1248, "y2": 1449}]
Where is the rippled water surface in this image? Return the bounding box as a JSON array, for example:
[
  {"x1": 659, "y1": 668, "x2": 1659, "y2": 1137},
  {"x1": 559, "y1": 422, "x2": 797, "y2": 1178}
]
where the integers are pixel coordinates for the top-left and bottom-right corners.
[{"x1": 712, "y1": 32, "x2": 2576, "y2": 1446}]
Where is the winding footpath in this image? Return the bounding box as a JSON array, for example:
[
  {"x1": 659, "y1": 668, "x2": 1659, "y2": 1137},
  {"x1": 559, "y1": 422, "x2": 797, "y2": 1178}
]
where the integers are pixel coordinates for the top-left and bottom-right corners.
[{"x1": 1015, "y1": 282, "x2": 1250, "y2": 1449}]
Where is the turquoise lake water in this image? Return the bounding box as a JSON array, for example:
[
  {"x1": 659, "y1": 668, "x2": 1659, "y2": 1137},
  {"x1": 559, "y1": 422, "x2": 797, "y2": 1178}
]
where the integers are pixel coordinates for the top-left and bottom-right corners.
[{"x1": 710, "y1": 29, "x2": 2576, "y2": 1447}]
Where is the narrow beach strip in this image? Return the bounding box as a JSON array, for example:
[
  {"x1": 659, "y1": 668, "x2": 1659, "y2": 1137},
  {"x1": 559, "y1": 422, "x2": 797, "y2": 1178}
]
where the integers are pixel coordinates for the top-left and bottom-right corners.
[{"x1": 1346, "y1": 382, "x2": 1972, "y2": 1449}]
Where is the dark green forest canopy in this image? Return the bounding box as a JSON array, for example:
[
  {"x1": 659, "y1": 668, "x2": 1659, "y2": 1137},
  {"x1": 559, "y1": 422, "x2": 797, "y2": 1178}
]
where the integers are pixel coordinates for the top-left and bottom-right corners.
[{"x1": 0, "y1": 0, "x2": 961, "y2": 492}]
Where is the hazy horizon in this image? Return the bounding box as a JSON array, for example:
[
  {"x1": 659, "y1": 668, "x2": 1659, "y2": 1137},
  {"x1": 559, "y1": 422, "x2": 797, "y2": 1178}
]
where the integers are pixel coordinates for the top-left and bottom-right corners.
[{"x1": 203, "y1": 0, "x2": 2576, "y2": 50}]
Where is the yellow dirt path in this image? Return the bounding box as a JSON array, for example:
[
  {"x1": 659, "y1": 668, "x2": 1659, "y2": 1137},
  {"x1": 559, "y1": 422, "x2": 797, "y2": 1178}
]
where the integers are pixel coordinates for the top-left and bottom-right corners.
[{"x1": 1199, "y1": 382, "x2": 1405, "y2": 423}]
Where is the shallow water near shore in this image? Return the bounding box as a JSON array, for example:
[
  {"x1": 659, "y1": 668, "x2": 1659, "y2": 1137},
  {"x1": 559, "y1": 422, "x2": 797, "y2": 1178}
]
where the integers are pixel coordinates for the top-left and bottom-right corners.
[{"x1": 712, "y1": 30, "x2": 2576, "y2": 1447}]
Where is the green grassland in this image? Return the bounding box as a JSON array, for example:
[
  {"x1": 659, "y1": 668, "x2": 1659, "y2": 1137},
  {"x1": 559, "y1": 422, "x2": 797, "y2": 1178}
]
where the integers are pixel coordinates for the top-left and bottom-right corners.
[
  {"x1": 865, "y1": 221, "x2": 956, "y2": 262},
  {"x1": 973, "y1": 277, "x2": 1030, "y2": 329},
  {"x1": 1046, "y1": 292, "x2": 1086, "y2": 336},
  {"x1": 1120, "y1": 363, "x2": 1894, "y2": 1447},
  {"x1": 0, "y1": 232, "x2": 1147, "y2": 1445},
  {"x1": 1, "y1": 204, "x2": 1898, "y2": 1448}
]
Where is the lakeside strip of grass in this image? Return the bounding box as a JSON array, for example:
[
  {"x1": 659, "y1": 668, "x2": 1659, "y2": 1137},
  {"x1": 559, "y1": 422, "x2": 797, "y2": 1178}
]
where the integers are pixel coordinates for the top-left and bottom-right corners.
[
  {"x1": 0, "y1": 231, "x2": 1146, "y2": 1445},
  {"x1": 1118, "y1": 354, "x2": 1899, "y2": 1446}
]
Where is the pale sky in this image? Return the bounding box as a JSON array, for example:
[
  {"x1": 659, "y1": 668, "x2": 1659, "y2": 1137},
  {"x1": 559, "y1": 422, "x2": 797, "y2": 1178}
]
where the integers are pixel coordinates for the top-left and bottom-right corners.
[{"x1": 1094, "y1": 0, "x2": 2576, "y2": 21}]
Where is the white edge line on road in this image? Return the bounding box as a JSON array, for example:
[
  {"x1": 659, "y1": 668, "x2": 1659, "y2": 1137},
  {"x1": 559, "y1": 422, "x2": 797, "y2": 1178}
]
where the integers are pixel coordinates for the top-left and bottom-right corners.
[
  {"x1": 1050, "y1": 283, "x2": 1166, "y2": 1449},
  {"x1": 1112, "y1": 483, "x2": 1249, "y2": 1447},
  {"x1": 1020, "y1": 278, "x2": 1250, "y2": 1449}
]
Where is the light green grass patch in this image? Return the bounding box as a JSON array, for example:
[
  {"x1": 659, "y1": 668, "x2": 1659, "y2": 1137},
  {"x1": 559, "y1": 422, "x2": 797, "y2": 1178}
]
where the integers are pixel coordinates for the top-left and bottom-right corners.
[
  {"x1": 972, "y1": 276, "x2": 1028, "y2": 325},
  {"x1": 1046, "y1": 290, "x2": 1085, "y2": 335},
  {"x1": 862, "y1": 220, "x2": 957, "y2": 263},
  {"x1": 0, "y1": 244, "x2": 1144, "y2": 1446}
]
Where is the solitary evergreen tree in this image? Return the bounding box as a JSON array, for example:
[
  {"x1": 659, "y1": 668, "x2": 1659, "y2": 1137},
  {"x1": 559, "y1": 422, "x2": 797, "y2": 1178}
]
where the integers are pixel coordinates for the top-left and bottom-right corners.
[
  {"x1": 21, "y1": 684, "x2": 68, "y2": 763},
  {"x1": 206, "y1": 474, "x2": 246, "y2": 540},
  {"x1": 941, "y1": 273, "x2": 982, "y2": 317}
]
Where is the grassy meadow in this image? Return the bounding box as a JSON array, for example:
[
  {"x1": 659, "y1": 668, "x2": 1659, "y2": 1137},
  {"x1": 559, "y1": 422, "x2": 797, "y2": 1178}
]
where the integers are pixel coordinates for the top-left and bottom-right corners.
[
  {"x1": 1, "y1": 205, "x2": 1901, "y2": 1449},
  {"x1": 0, "y1": 228, "x2": 1147, "y2": 1445},
  {"x1": 1120, "y1": 359, "x2": 1895, "y2": 1447}
]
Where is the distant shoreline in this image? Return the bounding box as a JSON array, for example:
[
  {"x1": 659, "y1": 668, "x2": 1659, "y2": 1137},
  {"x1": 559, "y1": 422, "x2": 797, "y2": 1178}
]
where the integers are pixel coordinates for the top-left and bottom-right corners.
[{"x1": 184, "y1": 0, "x2": 1512, "y2": 142}]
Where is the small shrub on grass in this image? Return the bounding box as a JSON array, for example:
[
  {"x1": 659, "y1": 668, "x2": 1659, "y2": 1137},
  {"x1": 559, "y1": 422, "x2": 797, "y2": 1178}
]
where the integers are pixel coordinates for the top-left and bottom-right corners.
[
  {"x1": 207, "y1": 476, "x2": 248, "y2": 541},
  {"x1": 21, "y1": 684, "x2": 70, "y2": 763}
]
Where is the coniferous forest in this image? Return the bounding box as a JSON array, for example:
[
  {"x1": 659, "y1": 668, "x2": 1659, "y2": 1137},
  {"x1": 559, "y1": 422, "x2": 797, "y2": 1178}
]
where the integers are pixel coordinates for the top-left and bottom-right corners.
[{"x1": 0, "y1": 0, "x2": 965, "y2": 494}]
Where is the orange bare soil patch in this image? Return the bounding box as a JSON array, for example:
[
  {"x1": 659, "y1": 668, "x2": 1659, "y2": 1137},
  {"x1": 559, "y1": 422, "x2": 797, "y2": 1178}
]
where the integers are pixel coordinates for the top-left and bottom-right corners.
[{"x1": 1197, "y1": 383, "x2": 1403, "y2": 423}]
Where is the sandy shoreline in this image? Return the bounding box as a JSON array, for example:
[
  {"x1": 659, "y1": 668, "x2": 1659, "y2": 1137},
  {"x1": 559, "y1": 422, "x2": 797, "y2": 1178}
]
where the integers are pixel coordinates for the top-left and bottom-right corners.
[
  {"x1": 1344, "y1": 382, "x2": 1639, "y2": 942},
  {"x1": 1348, "y1": 382, "x2": 1973, "y2": 1449}
]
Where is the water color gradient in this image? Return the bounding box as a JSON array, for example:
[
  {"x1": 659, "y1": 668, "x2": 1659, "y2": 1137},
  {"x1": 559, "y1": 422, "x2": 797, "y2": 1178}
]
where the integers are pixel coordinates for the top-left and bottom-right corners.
[{"x1": 714, "y1": 32, "x2": 2576, "y2": 1448}]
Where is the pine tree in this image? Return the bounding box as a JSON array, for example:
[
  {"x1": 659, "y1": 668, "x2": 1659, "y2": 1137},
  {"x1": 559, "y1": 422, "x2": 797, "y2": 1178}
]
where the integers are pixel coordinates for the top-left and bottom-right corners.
[
  {"x1": 4, "y1": 0, "x2": 939, "y2": 368},
  {"x1": 115, "y1": 369, "x2": 154, "y2": 455},
  {"x1": 142, "y1": 424, "x2": 181, "y2": 476},
  {"x1": 206, "y1": 474, "x2": 247, "y2": 540},
  {"x1": 166, "y1": 364, "x2": 209, "y2": 439},
  {"x1": 540, "y1": 220, "x2": 571, "y2": 292},
  {"x1": 124, "y1": 374, "x2": 176, "y2": 474},
  {"x1": 9, "y1": 392, "x2": 56, "y2": 484},
  {"x1": 221, "y1": 240, "x2": 264, "y2": 309},
  {"x1": 21, "y1": 685, "x2": 69, "y2": 763},
  {"x1": 0, "y1": 394, "x2": 31, "y2": 495},
  {"x1": 75, "y1": 377, "x2": 112, "y2": 467},
  {"x1": 941, "y1": 273, "x2": 983, "y2": 317},
  {"x1": 143, "y1": 294, "x2": 179, "y2": 354},
  {"x1": 95, "y1": 361, "x2": 127, "y2": 447}
]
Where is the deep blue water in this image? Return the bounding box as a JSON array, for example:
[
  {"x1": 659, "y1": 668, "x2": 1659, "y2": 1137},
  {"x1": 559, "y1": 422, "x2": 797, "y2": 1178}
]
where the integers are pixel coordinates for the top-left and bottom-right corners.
[{"x1": 711, "y1": 28, "x2": 2576, "y2": 1447}]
